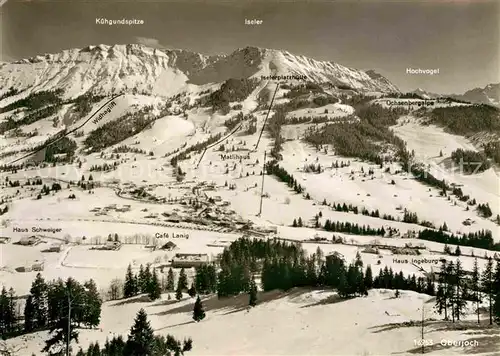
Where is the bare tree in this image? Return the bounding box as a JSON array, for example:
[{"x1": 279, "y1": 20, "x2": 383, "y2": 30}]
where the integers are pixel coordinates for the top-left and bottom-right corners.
[{"x1": 107, "y1": 278, "x2": 123, "y2": 301}]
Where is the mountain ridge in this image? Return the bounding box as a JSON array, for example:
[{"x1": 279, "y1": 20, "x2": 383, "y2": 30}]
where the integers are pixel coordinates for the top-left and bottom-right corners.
[
  {"x1": 0, "y1": 44, "x2": 399, "y2": 101},
  {"x1": 411, "y1": 83, "x2": 500, "y2": 107}
]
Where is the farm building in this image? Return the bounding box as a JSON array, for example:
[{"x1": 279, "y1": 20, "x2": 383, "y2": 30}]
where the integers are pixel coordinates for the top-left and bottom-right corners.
[
  {"x1": 362, "y1": 246, "x2": 379, "y2": 254},
  {"x1": 160, "y1": 241, "x2": 177, "y2": 251},
  {"x1": 171, "y1": 253, "x2": 209, "y2": 268},
  {"x1": 32, "y1": 260, "x2": 44, "y2": 271},
  {"x1": 45, "y1": 243, "x2": 61, "y2": 252},
  {"x1": 103, "y1": 240, "x2": 122, "y2": 250},
  {"x1": 17, "y1": 236, "x2": 40, "y2": 246},
  {"x1": 0, "y1": 236, "x2": 11, "y2": 244},
  {"x1": 16, "y1": 260, "x2": 44, "y2": 272},
  {"x1": 165, "y1": 213, "x2": 182, "y2": 223}
]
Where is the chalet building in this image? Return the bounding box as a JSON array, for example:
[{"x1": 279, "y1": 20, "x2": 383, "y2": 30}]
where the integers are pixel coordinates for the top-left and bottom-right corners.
[
  {"x1": 103, "y1": 240, "x2": 122, "y2": 250},
  {"x1": 171, "y1": 253, "x2": 209, "y2": 268},
  {"x1": 46, "y1": 244, "x2": 61, "y2": 252},
  {"x1": 16, "y1": 260, "x2": 44, "y2": 272},
  {"x1": 17, "y1": 236, "x2": 40, "y2": 246},
  {"x1": 160, "y1": 241, "x2": 177, "y2": 251}
]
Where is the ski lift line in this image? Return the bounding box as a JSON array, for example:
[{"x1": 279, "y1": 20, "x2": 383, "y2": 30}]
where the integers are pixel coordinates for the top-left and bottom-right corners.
[
  {"x1": 253, "y1": 83, "x2": 279, "y2": 152},
  {"x1": 205, "y1": 122, "x2": 245, "y2": 150},
  {"x1": 7, "y1": 94, "x2": 124, "y2": 165},
  {"x1": 196, "y1": 122, "x2": 244, "y2": 168}
]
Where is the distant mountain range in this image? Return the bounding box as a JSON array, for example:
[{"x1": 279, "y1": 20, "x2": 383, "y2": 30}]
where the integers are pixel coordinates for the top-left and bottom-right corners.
[
  {"x1": 0, "y1": 44, "x2": 399, "y2": 101},
  {"x1": 412, "y1": 83, "x2": 500, "y2": 107}
]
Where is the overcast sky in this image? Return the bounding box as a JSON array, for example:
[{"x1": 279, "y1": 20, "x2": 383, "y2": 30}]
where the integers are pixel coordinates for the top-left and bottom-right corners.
[{"x1": 1, "y1": 0, "x2": 498, "y2": 94}]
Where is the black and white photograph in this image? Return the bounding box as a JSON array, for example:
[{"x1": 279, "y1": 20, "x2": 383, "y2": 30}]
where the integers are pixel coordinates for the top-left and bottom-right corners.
[{"x1": 0, "y1": 0, "x2": 499, "y2": 355}]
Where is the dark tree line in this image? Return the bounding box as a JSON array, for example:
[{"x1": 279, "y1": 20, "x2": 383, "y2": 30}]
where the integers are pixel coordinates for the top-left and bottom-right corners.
[
  {"x1": 215, "y1": 237, "x2": 500, "y2": 325},
  {"x1": 83, "y1": 106, "x2": 156, "y2": 152},
  {"x1": 90, "y1": 162, "x2": 119, "y2": 172},
  {"x1": 44, "y1": 137, "x2": 77, "y2": 163},
  {"x1": 217, "y1": 238, "x2": 417, "y2": 299},
  {"x1": 483, "y1": 140, "x2": 500, "y2": 164},
  {"x1": 435, "y1": 258, "x2": 500, "y2": 325},
  {"x1": 429, "y1": 104, "x2": 500, "y2": 136},
  {"x1": 417, "y1": 229, "x2": 500, "y2": 251},
  {"x1": 1, "y1": 104, "x2": 63, "y2": 134},
  {"x1": 450, "y1": 149, "x2": 490, "y2": 174},
  {"x1": 169, "y1": 133, "x2": 223, "y2": 167},
  {"x1": 0, "y1": 87, "x2": 21, "y2": 101},
  {"x1": 123, "y1": 264, "x2": 162, "y2": 301},
  {"x1": 76, "y1": 308, "x2": 193, "y2": 356},
  {"x1": 0, "y1": 89, "x2": 63, "y2": 114},
  {"x1": 477, "y1": 203, "x2": 493, "y2": 218},
  {"x1": 112, "y1": 145, "x2": 147, "y2": 155},
  {"x1": 304, "y1": 104, "x2": 408, "y2": 165},
  {"x1": 264, "y1": 161, "x2": 304, "y2": 194},
  {"x1": 323, "y1": 219, "x2": 386, "y2": 236},
  {"x1": 194, "y1": 265, "x2": 218, "y2": 295},
  {"x1": 72, "y1": 93, "x2": 106, "y2": 118},
  {"x1": 0, "y1": 273, "x2": 102, "y2": 354},
  {"x1": 266, "y1": 108, "x2": 286, "y2": 159},
  {"x1": 206, "y1": 78, "x2": 258, "y2": 114}
]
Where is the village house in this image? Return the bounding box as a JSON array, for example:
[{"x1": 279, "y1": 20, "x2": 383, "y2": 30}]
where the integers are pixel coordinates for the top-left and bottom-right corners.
[
  {"x1": 17, "y1": 236, "x2": 40, "y2": 246},
  {"x1": 46, "y1": 243, "x2": 61, "y2": 252},
  {"x1": 160, "y1": 241, "x2": 177, "y2": 251},
  {"x1": 171, "y1": 253, "x2": 209, "y2": 268}
]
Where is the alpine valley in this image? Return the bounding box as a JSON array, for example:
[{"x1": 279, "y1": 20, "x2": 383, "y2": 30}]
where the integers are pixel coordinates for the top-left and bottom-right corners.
[{"x1": 0, "y1": 44, "x2": 499, "y2": 356}]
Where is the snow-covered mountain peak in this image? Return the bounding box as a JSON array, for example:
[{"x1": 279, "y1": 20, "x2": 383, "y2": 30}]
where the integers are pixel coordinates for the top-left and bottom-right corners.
[{"x1": 0, "y1": 44, "x2": 399, "y2": 99}]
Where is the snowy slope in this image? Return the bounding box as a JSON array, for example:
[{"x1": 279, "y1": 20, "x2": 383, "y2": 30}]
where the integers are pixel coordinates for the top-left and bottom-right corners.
[{"x1": 6, "y1": 289, "x2": 499, "y2": 356}]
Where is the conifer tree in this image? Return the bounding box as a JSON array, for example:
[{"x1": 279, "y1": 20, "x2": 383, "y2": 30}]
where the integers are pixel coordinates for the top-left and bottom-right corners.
[
  {"x1": 493, "y1": 261, "x2": 500, "y2": 296},
  {"x1": 446, "y1": 261, "x2": 456, "y2": 322},
  {"x1": 453, "y1": 259, "x2": 466, "y2": 321},
  {"x1": 124, "y1": 264, "x2": 137, "y2": 298},
  {"x1": 143, "y1": 264, "x2": 152, "y2": 293},
  {"x1": 192, "y1": 296, "x2": 206, "y2": 322},
  {"x1": 249, "y1": 276, "x2": 258, "y2": 307},
  {"x1": 481, "y1": 258, "x2": 495, "y2": 325},
  {"x1": 0, "y1": 287, "x2": 12, "y2": 336},
  {"x1": 124, "y1": 309, "x2": 155, "y2": 356},
  {"x1": 24, "y1": 295, "x2": 35, "y2": 332},
  {"x1": 178, "y1": 268, "x2": 188, "y2": 291},
  {"x1": 493, "y1": 292, "x2": 500, "y2": 325},
  {"x1": 188, "y1": 283, "x2": 197, "y2": 298},
  {"x1": 337, "y1": 268, "x2": 350, "y2": 298},
  {"x1": 471, "y1": 258, "x2": 481, "y2": 324},
  {"x1": 354, "y1": 251, "x2": 363, "y2": 269},
  {"x1": 43, "y1": 279, "x2": 81, "y2": 355},
  {"x1": 138, "y1": 265, "x2": 146, "y2": 293},
  {"x1": 30, "y1": 273, "x2": 48, "y2": 328},
  {"x1": 364, "y1": 265, "x2": 373, "y2": 290},
  {"x1": 83, "y1": 279, "x2": 102, "y2": 328},
  {"x1": 148, "y1": 269, "x2": 162, "y2": 301},
  {"x1": 166, "y1": 268, "x2": 175, "y2": 291},
  {"x1": 175, "y1": 284, "x2": 183, "y2": 301},
  {"x1": 436, "y1": 260, "x2": 449, "y2": 320}
]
